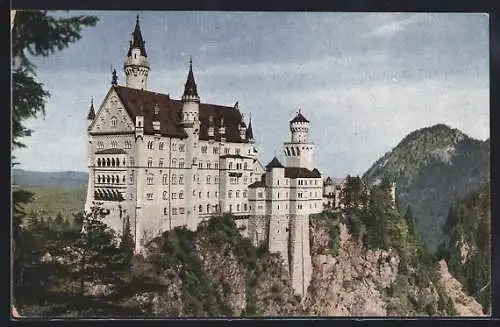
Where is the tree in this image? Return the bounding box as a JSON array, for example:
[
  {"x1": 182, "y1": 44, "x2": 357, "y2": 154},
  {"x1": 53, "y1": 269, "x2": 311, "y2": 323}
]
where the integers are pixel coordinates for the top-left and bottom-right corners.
[
  {"x1": 121, "y1": 216, "x2": 135, "y2": 266},
  {"x1": 12, "y1": 10, "x2": 98, "y2": 150},
  {"x1": 340, "y1": 175, "x2": 368, "y2": 213}
]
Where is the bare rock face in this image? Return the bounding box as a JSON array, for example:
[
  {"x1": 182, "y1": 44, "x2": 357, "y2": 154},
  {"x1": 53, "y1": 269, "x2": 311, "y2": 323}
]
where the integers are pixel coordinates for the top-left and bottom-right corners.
[
  {"x1": 437, "y1": 260, "x2": 484, "y2": 316},
  {"x1": 196, "y1": 241, "x2": 246, "y2": 316},
  {"x1": 303, "y1": 223, "x2": 399, "y2": 316}
]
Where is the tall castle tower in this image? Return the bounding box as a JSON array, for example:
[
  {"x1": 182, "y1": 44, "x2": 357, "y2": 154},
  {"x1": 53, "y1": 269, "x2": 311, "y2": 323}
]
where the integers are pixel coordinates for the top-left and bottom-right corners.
[
  {"x1": 180, "y1": 58, "x2": 201, "y2": 231},
  {"x1": 284, "y1": 110, "x2": 314, "y2": 170},
  {"x1": 124, "y1": 15, "x2": 150, "y2": 90}
]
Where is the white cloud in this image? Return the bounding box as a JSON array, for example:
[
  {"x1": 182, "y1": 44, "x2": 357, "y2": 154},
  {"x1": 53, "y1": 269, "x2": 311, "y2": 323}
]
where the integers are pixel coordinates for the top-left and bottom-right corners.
[{"x1": 363, "y1": 15, "x2": 420, "y2": 38}]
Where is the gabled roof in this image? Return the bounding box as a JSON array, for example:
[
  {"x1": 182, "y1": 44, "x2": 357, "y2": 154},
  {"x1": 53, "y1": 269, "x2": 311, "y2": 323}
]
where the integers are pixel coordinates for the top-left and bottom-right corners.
[
  {"x1": 112, "y1": 85, "x2": 252, "y2": 143},
  {"x1": 284, "y1": 167, "x2": 321, "y2": 179},
  {"x1": 265, "y1": 156, "x2": 285, "y2": 170},
  {"x1": 290, "y1": 112, "x2": 309, "y2": 124}
]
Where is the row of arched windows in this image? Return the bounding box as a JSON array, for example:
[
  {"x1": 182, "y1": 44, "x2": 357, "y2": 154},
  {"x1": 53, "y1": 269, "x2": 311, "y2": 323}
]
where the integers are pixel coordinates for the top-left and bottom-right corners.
[
  {"x1": 96, "y1": 140, "x2": 132, "y2": 149},
  {"x1": 97, "y1": 157, "x2": 126, "y2": 167},
  {"x1": 96, "y1": 174, "x2": 126, "y2": 184}
]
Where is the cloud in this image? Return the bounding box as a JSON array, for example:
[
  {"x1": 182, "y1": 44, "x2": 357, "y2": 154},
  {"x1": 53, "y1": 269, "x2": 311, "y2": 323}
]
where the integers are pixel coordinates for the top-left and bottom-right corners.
[{"x1": 363, "y1": 14, "x2": 421, "y2": 38}]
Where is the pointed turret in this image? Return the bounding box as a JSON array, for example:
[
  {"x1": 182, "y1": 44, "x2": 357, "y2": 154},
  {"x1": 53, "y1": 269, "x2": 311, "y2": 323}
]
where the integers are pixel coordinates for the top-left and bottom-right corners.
[
  {"x1": 182, "y1": 57, "x2": 200, "y2": 102},
  {"x1": 246, "y1": 113, "x2": 254, "y2": 142},
  {"x1": 87, "y1": 97, "x2": 96, "y2": 120},
  {"x1": 124, "y1": 15, "x2": 150, "y2": 90},
  {"x1": 265, "y1": 156, "x2": 285, "y2": 171}
]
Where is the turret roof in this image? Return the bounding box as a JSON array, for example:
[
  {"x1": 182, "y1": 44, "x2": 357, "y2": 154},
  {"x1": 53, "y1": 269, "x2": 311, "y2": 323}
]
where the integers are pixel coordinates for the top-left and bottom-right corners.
[
  {"x1": 182, "y1": 58, "x2": 199, "y2": 99},
  {"x1": 290, "y1": 111, "x2": 309, "y2": 124},
  {"x1": 265, "y1": 156, "x2": 285, "y2": 170},
  {"x1": 127, "y1": 15, "x2": 147, "y2": 58},
  {"x1": 87, "y1": 98, "x2": 96, "y2": 120}
]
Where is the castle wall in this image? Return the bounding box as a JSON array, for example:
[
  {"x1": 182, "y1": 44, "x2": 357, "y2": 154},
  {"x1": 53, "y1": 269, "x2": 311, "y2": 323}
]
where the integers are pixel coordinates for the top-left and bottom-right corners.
[{"x1": 289, "y1": 214, "x2": 312, "y2": 298}]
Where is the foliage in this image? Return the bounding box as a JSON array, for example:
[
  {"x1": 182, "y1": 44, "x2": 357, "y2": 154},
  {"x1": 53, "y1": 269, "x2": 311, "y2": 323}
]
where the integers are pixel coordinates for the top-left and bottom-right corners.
[
  {"x1": 339, "y1": 175, "x2": 368, "y2": 213},
  {"x1": 12, "y1": 10, "x2": 98, "y2": 149},
  {"x1": 310, "y1": 210, "x2": 341, "y2": 256},
  {"x1": 437, "y1": 184, "x2": 491, "y2": 313}
]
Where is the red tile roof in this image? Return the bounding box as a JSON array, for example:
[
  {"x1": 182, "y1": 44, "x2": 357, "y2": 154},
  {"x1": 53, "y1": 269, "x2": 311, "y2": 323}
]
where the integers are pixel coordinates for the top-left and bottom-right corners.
[{"x1": 113, "y1": 86, "x2": 251, "y2": 143}]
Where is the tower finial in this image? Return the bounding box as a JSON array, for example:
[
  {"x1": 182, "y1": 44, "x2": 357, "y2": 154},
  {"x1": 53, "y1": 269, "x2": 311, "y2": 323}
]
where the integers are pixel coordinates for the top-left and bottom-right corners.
[
  {"x1": 136, "y1": 14, "x2": 140, "y2": 24},
  {"x1": 111, "y1": 68, "x2": 118, "y2": 86},
  {"x1": 189, "y1": 55, "x2": 192, "y2": 68}
]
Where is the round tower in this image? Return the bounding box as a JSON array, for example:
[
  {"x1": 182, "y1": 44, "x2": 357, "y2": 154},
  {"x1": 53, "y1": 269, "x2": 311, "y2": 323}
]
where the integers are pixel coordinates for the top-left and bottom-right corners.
[
  {"x1": 180, "y1": 57, "x2": 200, "y2": 127},
  {"x1": 123, "y1": 15, "x2": 150, "y2": 90},
  {"x1": 284, "y1": 110, "x2": 314, "y2": 170}
]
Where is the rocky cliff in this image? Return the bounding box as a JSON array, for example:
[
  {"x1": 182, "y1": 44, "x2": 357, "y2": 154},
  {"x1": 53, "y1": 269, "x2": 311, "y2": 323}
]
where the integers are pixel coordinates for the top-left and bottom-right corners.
[{"x1": 118, "y1": 214, "x2": 484, "y2": 317}]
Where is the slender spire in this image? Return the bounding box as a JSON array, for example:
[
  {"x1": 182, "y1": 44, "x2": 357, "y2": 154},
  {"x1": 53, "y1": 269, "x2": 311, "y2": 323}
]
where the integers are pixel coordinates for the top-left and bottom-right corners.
[
  {"x1": 127, "y1": 14, "x2": 147, "y2": 57},
  {"x1": 182, "y1": 56, "x2": 199, "y2": 101},
  {"x1": 246, "y1": 112, "x2": 254, "y2": 140},
  {"x1": 111, "y1": 68, "x2": 118, "y2": 86},
  {"x1": 87, "y1": 97, "x2": 96, "y2": 120}
]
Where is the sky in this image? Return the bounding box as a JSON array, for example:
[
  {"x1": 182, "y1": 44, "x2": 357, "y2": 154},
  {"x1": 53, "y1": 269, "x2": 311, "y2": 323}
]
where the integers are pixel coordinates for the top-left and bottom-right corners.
[{"x1": 13, "y1": 11, "x2": 489, "y2": 178}]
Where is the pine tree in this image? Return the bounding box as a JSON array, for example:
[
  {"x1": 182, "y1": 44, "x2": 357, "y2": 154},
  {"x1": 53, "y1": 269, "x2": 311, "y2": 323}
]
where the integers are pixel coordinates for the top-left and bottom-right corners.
[{"x1": 121, "y1": 216, "x2": 135, "y2": 265}]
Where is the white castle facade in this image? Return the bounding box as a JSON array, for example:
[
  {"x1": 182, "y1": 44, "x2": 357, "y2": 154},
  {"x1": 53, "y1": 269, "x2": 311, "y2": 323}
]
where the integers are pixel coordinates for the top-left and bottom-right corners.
[{"x1": 84, "y1": 16, "x2": 325, "y2": 298}]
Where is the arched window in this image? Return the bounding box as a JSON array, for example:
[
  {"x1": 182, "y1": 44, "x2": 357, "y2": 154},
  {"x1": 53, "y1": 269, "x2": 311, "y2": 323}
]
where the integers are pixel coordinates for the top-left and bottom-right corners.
[
  {"x1": 122, "y1": 176, "x2": 126, "y2": 183},
  {"x1": 159, "y1": 142, "x2": 164, "y2": 150},
  {"x1": 179, "y1": 192, "x2": 184, "y2": 199},
  {"x1": 97, "y1": 158, "x2": 101, "y2": 166},
  {"x1": 228, "y1": 190, "x2": 233, "y2": 198},
  {"x1": 116, "y1": 159, "x2": 120, "y2": 167},
  {"x1": 179, "y1": 175, "x2": 184, "y2": 185},
  {"x1": 244, "y1": 162, "x2": 248, "y2": 170},
  {"x1": 111, "y1": 175, "x2": 115, "y2": 183},
  {"x1": 237, "y1": 204, "x2": 240, "y2": 212},
  {"x1": 106, "y1": 158, "x2": 110, "y2": 167},
  {"x1": 229, "y1": 162, "x2": 233, "y2": 170},
  {"x1": 111, "y1": 158, "x2": 115, "y2": 167},
  {"x1": 148, "y1": 141, "x2": 153, "y2": 149},
  {"x1": 171, "y1": 174, "x2": 177, "y2": 185},
  {"x1": 198, "y1": 205, "x2": 203, "y2": 213},
  {"x1": 116, "y1": 175, "x2": 119, "y2": 184},
  {"x1": 172, "y1": 158, "x2": 177, "y2": 167},
  {"x1": 207, "y1": 176, "x2": 211, "y2": 184},
  {"x1": 163, "y1": 174, "x2": 168, "y2": 185},
  {"x1": 106, "y1": 175, "x2": 110, "y2": 183},
  {"x1": 111, "y1": 141, "x2": 117, "y2": 149},
  {"x1": 97, "y1": 175, "x2": 101, "y2": 183},
  {"x1": 207, "y1": 204, "x2": 210, "y2": 213},
  {"x1": 163, "y1": 191, "x2": 168, "y2": 200}
]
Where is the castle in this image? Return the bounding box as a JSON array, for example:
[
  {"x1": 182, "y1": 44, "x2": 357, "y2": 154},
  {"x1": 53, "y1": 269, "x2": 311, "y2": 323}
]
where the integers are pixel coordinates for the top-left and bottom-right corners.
[{"x1": 84, "y1": 16, "x2": 324, "y2": 298}]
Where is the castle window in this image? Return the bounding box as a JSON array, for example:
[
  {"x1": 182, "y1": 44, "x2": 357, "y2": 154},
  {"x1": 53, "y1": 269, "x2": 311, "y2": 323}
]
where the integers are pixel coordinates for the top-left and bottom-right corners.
[
  {"x1": 198, "y1": 162, "x2": 203, "y2": 169},
  {"x1": 291, "y1": 147, "x2": 296, "y2": 156},
  {"x1": 163, "y1": 191, "x2": 168, "y2": 200},
  {"x1": 228, "y1": 190, "x2": 233, "y2": 198},
  {"x1": 97, "y1": 158, "x2": 101, "y2": 166},
  {"x1": 235, "y1": 148, "x2": 240, "y2": 155},
  {"x1": 164, "y1": 207, "x2": 168, "y2": 215},
  {"x1": 207, "y1": 204, "x2": 210, "y2": 213},
  {"x1": 147, "y1": 175, "x2": 153, "y2": 185},
  {"x1": 125, "y1": 141, "x2": 131, "y2": 149},
  {"x1": 237, "y1": 204, "x2": 240, "y2": 211},
  {"x1": 197, "y1": 176, "x2": 200, "y2": 184},
  {"x1": 244, "y1": 177, "x2": 248, "y2": 184},
  {"x1": 116, "y1": 159, "x2": 120, "y2": 167},
  {"x1": 315, "y1": 180, "x2": 318, "y2": 185},
  {"x1": 98, "y1": 141, "x2": 104, "y2": 150},
  {"x1": 179, "y1": 161, "x2": 184, "y2": 168},
  {"x1": 147, "y1": 193, "x2": 154, "y2": 200},
  {"x1": 111, "y1": 116, "x2": 117, "y2": 127},
  {"x1": 172, "y1": 208, "x2": 177, "y2": 215},
  {"x1": 310, "y1": 192, "x2": 312, "y2": 197},
  {"x1": 171, "y1": 174, "x2": 177, "y2": 185},
  {"x1": 159, "y1": 142, "x2": 164, "y2": 150},
  {"x1": 236, "y1": 190, "x2": 240, "y2": 198},
  {"x1": 286, "y1": 192, "x2": 288, "y2": 198},
  {"x1": 106, "y1": 158, "x2": 111, "y2": 167},
  {"x1": 243, "y1": 191, "x2": 247, "y2": 198},
  {"x1": 201, "y1": 146, "x2": 207, "y2": 154},
  {"x1": 179, "y1": 207, "x2": 185, "y2": 214},
  {"x1": 106, "y1": 175, "x2": 110, "y2": 183},
  {"x1": 116, "y1": 175, "x2": 119, "y2": 184},
  {"x1": 207, "y1": 176, "x2": 211, "y2": 184},
  {"x1": 163, "y1": 174, "x2": 168, "y2": 185},
  {"x1": 214, "y1": 176, "x2": 219, "y2": 184},
  {"x1": 179, "y1": 192, "x2": 184, "y2": 199},
  {"x1": 97, "y1": 175, "x2": 101, "y2": 183},
  {"x1": 171, "y1": 193, "x2": 177, "y2": 199},
  {"x1": 277, "y1": 205, "x2": 279, "y2": 210},
  {"x1": 244, "y1": 162, "x2": 248, "y2": 170},
  {"x1": 147, "y1": 157, "x2": 153, "y2": 167},
  {"x1": 207, "y1": 162, "x2": 211, "y2": 169},
  {"x1": 199, "y1": 205, "x2": 203, "y2": 213},
  {"x1": 229, "y1": 162, "x2": 233, "y2": 170},
  {"x1": 172, "y1": 143, "x2": 177, "y2": 151},
  {"x1": 244, "y1": 204, "x2": 248, "y2": 211},
  {"x1": 215, "y1": 191, "x2": 218, "y2": 198},
  {"x1": 277, "y1": 179, "x2": 279, "y2": 185},
  {"x1": 277, "y1": 192, "x2": 280, "y2": 198},
  {"x1": 130, "y1": 157, "x2": 134, "y2": 166},
  {"x1": 258, "y1": 192, "x2": 263, "y2": 198},
  {"x1": 213, "y1": 147, "x2": 218, "y2": 154},
  {"x1": 159, "y1": 158, "x2": 164, "y2": 167},
  {"x1": 111, "y1": 158, "x2": 116, "y2": 167},
  {"x1": 179, "y1": 144, "x2": 185, "y2": 152},
  {"x1": 215, "y1": 204, "x2": 219, "y2": 212},
  {"x1": 224, "y1": 148, "x2": 230, "y2": 155},
  {"x1": 215, "y1": 163, "x2": 219, "y2": 169},
  {"x1": 229, "y1": 205, "x2": 233, "y2": 212},
  {"x1": 207, "y1": 192, "x2": 210, "y2": 198},
  {"x1": 179, "y1": 175, "x2": 184, "y2": 185},
  {"x1": 147, "y1": 141, "x2": 153, "y2": 149},
  {"x1": 172, "y1": 158, "x2": 177, "y2": 167}
]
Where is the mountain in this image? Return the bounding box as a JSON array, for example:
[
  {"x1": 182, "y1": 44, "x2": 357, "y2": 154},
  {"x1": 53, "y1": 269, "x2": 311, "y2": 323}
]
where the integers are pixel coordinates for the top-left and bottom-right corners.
[
  {"x1": 12, "y1": 169, "x2": 88, "y2": 188},
  {"x1": 362, "y1": 124, "x2": 489, "y2": 252}
]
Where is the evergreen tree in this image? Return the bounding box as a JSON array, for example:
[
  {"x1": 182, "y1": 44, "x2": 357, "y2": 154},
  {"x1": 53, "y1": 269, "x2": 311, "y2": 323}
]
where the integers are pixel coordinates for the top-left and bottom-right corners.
[{"x1": 121, "y1": 216, "x2": 135, "y2": 266}]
